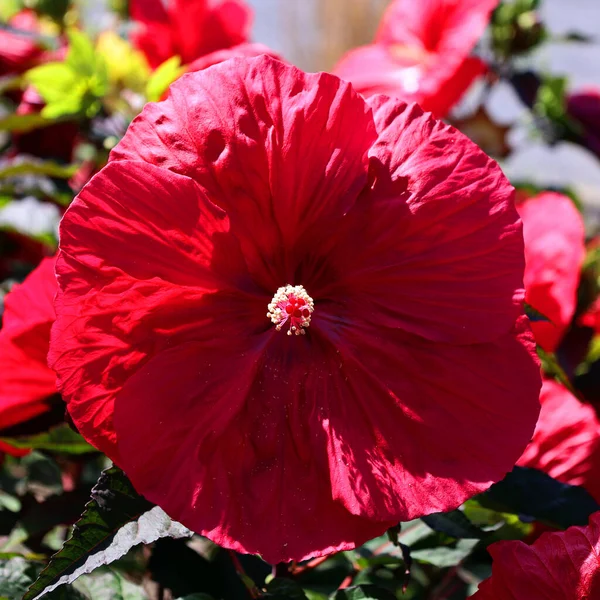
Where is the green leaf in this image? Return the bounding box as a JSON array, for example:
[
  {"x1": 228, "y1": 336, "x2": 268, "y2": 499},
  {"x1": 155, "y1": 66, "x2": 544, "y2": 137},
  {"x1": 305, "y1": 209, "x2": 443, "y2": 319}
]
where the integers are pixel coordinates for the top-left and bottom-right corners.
[
  {"x1": 0, "y1": 158, "x2": 78, "y2": 179},
  {"x1": 479, "y1": 467, "x2": 600, "y2": 529},
  {"x1": 24, "y1": 466, "x2": 191, "y2": 600},
  {"x1": 461, "y1": 499, "x2": 533, "y2": 543},
  {"x1": 0, "y1": 490, "x2": 21, "y2": 513},
  {"x1": 524, "y1": 302, "x2": 550, "y2": 323},
  {"x1": 0, "y1": 0, "x2": 22, "y2": 20},
  {"x1": 0, "y1": 179, "x2": 73, "y2": 207},
  {"x1": 533, "y1": 75, "x2": 582, "y2": 141},
  {"x1": 304, "y1": 592, "x2": 328, "y2": 600},
  {"x1": 264, "y1": 578, "x2": 308, "y2": 599},
  {"x1": 0, "y1": 425, "x2": 96, "y2": 455},
  {"x1": 146, "y1": 56, "x2": 184, "y2": 102},
  {"x1": 24, "y1": 29, "x2": 108, "y2": 120},
  {"x1": 65, "y1": 29, "x2": 97, "y2": 77},
  {"x1": 421, "y1": 510, "x2": 485, "y2": 539},
  {"x1": 333, "y1": 585, "x2": 397, "y2": 600},
  {"x1": 411, "y1": 539, "x2": 479, "y2": 568},
  {"x1": 26, "y1": 63, "x2": 81, "y2": 109},
  {"x1": 0, "y1": 557, "x2": 38, "y2": 600},
  {"x1": 537, "y1": 347, "x2": 578, "y2": 396},
  {"x1": 72, "y1": 569, "x2": 146, "y2": 600},
  {"x1": 0, "y1": 553, "x2": 45, "y2": 561},
  {"x1": 0, "y1": 74, "x2": 23, "y2": 95},
  {"x1": 0, "y1": 196, "x2": 59, "y2": 247},
  {"x1": 0, "y1": 557, "x2": 83, "y2": 600},
  {"x1": 0, "y1": 112, "x2": 52, "y2": 133},
  {"x1": 30, "y1": 0, "x2": 70, "y2": 21}
]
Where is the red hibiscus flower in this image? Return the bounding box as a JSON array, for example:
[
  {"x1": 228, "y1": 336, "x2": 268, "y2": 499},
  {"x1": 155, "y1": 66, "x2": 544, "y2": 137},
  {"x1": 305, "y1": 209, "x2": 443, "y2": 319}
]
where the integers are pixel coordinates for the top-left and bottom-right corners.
[
  {"x1": 517, "y1": 379, "x2": 600, "y2": 503},
  {"x1": 567, "y1": 89, "x2": 600, "y2": 161},
  {"x1": 0, "y1": 10, "x2": 44, "y2": 76},
  {"x1": 517, "y1": 192, "x2": 585, "y2": 352},
  {"x1": 334, "y1": 0, "x2": 498, "y2": 117},
  {"x1": 49, "y1": 56, "x2": 541, "y2": 563},
  {"x1": 582, "y1": 298, "x2": 600, "y2": 332},
  {"x1": 473, "y1": 511, "x2": 600, "y2": 599},
  {"x1": 0, "y1": 257, "x2": 57, "y2": 436},
  {"x1": 130, "y1": 0, "x2": 252, "y2": 69}
]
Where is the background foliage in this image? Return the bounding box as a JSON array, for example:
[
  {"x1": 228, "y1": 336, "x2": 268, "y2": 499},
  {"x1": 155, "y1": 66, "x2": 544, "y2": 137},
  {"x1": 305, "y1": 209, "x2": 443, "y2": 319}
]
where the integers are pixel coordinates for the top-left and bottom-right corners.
[{"x1": 2, "y1": 0, "x2": 600, "y2": 598}]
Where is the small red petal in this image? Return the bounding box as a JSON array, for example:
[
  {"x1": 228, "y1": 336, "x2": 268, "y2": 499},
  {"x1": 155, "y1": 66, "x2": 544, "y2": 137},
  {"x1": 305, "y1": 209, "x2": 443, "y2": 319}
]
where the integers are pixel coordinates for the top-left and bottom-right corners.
[
  {"x1": 473, "y1": 511, "x2": 600, "y2": 598},
  {"x1": 518, "y1": 192, "x2": 585, "y2": 351},
  {"x1": 0, "y1": 257, "x2": 57, "y2": 431}
]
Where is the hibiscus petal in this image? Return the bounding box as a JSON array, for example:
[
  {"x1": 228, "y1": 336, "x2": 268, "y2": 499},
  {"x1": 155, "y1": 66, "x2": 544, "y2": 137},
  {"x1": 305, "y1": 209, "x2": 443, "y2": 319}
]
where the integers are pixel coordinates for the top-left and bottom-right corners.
[
  {"x1": 334, "y1": 44, "x2": 484, "y2": 117},
  {"x1": 317, "y1": 315, "x2": 540, "y2": 521},
  {"x1": 323, "y1": 98, "x2": 524, "y2": 345},
  {"x1": 113, "y1": 337, "x2": 394, "y2": 564},
  {"x1": 1, "y1": 256, "x2": 55, "y2": 339},
  {"x1": 51, "y1": 56, "x2": 541, "y2": 565},
  {"x1": 473, "y1": 511, "x2": 600, "y2": 599},
  {"x1": 129, "y1": 0, "x2": 174, "y2": 69},
  {"x1": 334, "y1": 44, "x2": 421, "y2": 100},
  {"x1": 0, "y1": 346, "x2": 56, "y2": 430},
  {"x1": 58, "y1": 160, "x2": 250, "y2": 289},
  {"x1": 170, "y1": 0, "x2": 253, "y2": 65},
  {"x1": 0, "y1": 257, "x2": 56, "y2": 430},
  {"x1": 111, "y1": 55, "x2": 378, "y2": 290},
  {"x1": 518, "y1": 193, "x2": 585, "y2": 352},
  {"x1": 419, "y1": 55, "x2": 485, "y2": 117},
  {"x1": 129, "y1": 0, "x2": 169, "y2": 25},
  {"x1": 517, "y1": 379, "x2": 600, "y2": 502},
  {"x1": 377, "y1": 0, "x2": 499, "y2": 58},
  {"x1": 334, "y1": 0, "x2": 496, "y2": 117},
  {"x1": 49, "y1": 161, "x2": 266, "y2": 460}
]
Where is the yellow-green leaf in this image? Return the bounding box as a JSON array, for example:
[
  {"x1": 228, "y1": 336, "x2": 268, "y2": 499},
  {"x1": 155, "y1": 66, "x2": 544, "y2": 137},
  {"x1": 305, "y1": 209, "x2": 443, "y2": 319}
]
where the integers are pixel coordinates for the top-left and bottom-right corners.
[{"x1": 146, "y1": 56, "x2": 184, "y2": 102}]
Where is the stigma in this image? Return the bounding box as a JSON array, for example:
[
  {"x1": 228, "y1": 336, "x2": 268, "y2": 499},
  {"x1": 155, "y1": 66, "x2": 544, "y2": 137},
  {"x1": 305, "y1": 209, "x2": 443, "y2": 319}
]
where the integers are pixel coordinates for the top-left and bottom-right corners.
[{"x1": 267, "y1": 285, "x2": 314, "y2": 336}]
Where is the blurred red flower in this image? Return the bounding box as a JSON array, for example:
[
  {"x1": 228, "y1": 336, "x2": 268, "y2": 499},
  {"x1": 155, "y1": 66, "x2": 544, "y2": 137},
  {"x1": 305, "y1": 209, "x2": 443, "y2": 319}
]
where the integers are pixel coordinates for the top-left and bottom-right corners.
[
  {"x1": 0, "y1": 257, "x2": 57, "y2": 436},
  {"x1": 186, "y1": 42, "x2": 283, "y2": 74},
  {"x1": 473, "y1": 511, "x2": 600, "y2": 599},
  {"x1": 130, "y1": 0, "x2": 253, "y2": 69},
  {"x1": 567, "y1": 89, "x2": 600, "y2": 161},
  {"x1": 582, "y1": 300, "x2": 600, "y2": 333},
  {"x1": 517, "y1": 192, "x2": 585, "y2": 352},
  {"x1": 49, "y1": 56, "x2": 540, "y2": 563},
  {"x1": 334, "y1": 0, "x2": 498, "y2": 117},
  {"x1": 517, "y1": 379, "x2": 600, "y2": 503},
  {"x1": 0, "y1": 10, "x2": 44, "y2": 76}
]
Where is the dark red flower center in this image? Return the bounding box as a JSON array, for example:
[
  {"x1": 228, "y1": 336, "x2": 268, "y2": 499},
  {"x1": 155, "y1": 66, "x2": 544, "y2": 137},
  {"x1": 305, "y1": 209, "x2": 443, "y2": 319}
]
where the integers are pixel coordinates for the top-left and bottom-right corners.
[{"x1": 267, "y1": 285, "x2": 314, "y2": 336}]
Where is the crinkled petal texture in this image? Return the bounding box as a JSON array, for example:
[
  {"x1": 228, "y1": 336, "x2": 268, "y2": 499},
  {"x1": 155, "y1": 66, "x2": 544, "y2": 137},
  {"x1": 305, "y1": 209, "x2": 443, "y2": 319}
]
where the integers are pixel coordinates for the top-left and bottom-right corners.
[
  {"x1": 130, "y1": 0, "x2": 252, "y2": 68},
  {"x1": 517, "y1": 380, "x2": 600, "y2": 503},
  {"x1": 473, "y1": 512, "x2": 600, "y2": 599},
  {"x1": 51, "y1": 56, "x2": 540, "y2": 564},
  {"x1": 517, "y1": 193, "x2": 585, "y2": 352},
  {"x1": 0, "y1": 257, "x2": 57, "y2": 431},
  {"x1": 334, "y1": 0, "x2": 497, "y2": 116}
]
